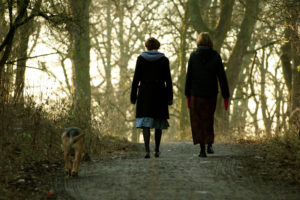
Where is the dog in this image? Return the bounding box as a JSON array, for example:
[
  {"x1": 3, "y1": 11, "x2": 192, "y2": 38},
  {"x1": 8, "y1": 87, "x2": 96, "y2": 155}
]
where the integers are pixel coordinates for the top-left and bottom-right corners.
[{"x1": 61, "y1": 127, "x2": 85, "y2": 177}]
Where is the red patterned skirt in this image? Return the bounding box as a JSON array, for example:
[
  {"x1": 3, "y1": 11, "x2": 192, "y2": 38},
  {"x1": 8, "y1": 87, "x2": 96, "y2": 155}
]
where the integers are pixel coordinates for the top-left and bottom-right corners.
[{"x1": 189, "y1": 96, "x2": 217, "y2": 145}]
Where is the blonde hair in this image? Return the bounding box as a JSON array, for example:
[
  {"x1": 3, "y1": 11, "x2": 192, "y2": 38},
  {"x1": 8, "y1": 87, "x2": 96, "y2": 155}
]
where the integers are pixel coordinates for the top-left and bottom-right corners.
[{"x1": 196, "y1": 32, "x2": 213, "y2": 48}]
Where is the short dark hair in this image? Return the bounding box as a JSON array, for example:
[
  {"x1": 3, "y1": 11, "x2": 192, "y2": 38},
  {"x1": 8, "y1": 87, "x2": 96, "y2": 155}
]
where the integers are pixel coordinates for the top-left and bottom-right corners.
[
  {"x1": 145, "y1": 37, "x2": 160, "y2": 50},
  {"x1": 196, "y1": 32, "x2": 213, "y2": 48}
]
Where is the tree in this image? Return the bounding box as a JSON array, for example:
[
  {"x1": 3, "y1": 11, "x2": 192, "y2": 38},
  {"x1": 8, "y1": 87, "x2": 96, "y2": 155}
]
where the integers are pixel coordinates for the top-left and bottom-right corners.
[
  {"x1": 0, "y1": 0, "x2": 39, "y2": 103},
  {"x1": 68, "y1": 0, "x2": 92, "y2": 129},
  {"x1": 14, "y1": 0, "x2": 40, "y2": 103},
  {"x1": 38, "y1": 0, "x2": 92, "y2": 128},
  {"x1": 163, "y1": 0, "x2": 191, "y2": 138},
  {"x1": 270, "y1": 0, "x2": 300, "y2": 132}
]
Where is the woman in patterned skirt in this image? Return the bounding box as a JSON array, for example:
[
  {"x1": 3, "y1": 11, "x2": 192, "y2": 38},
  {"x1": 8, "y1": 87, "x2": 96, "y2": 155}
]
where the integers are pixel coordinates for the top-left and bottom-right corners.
[
  {"x1": 130, "y1": 37, "x2": 173, "y2": 158},
  {"x1": 185, "y1": 32, "x2": 230, "y2": 157}
]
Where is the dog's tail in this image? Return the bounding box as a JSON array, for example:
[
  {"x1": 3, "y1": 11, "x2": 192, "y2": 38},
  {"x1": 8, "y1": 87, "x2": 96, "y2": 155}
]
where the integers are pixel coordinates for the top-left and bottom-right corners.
[{"x1": 70, "y1": 133, "x2": 85, "y2": 145}]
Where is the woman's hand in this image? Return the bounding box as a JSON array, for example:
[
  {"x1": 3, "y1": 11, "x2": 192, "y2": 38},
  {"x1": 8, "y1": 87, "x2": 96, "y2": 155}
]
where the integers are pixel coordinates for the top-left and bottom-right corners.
[
  {"x1": 224, "y1": 98, "x2": 229, "y2": 111},
  {"x1": 186, "y1": 96, "x2": 191, "y2": 109}
]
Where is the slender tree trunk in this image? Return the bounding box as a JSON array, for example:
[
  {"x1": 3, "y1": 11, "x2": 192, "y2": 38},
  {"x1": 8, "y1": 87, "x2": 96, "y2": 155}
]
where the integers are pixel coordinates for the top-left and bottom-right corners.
[
  {"x1": 231, "y1": 86, "x2": 249, "y2": 136},
  {"x1": 290, "y1": 23, "x2": 300, "y2": 111},
  {"x1": 178, "y1": 4, "x2": 189, "y2": 139},
  {"x1": 0, "y1": 30, "x2": 14, "y2": 103},
  {"x1": 246, "y1": 52, "x2": 260, "y2": 136},
  {"x1": 69, "y1": 0, "x2": 91, "y2": 129},
  {"x1": 274, "y1": 67, "x2": 283, "y2": 136},
  {"x1": 14, "y1": 0, "x2": 32, "y2": 103},
  {"x1": 280, "y1": 28, "x2": 293, "y2": 117},
  {"x1": 280, "y1": 41, "x2": 292, "y2": 93},
  {"x1": 105, "y1": 0, "x2": 113, "y2": 95},
  {"x1": 115, "y1": 1, "x2": 131, "y2": 135},
  {"x1": 260, "y1": 50, "x2": 272, "y2": 137},
  {"x1": 231, "y1": 57, "x2": 253, "y2": 136},
  {"x1": 117, "y1": 2, "x2": 127, "y2": 92}
]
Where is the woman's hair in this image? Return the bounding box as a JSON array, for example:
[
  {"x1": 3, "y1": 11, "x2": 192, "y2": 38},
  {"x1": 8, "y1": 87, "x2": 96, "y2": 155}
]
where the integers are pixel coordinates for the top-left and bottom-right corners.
[
  {"x1": 145, "y1": 37, "x2": 160, "y2": 50},
  {"x1": 196, "y1": 32, "x2": 213, "y2": 48}
]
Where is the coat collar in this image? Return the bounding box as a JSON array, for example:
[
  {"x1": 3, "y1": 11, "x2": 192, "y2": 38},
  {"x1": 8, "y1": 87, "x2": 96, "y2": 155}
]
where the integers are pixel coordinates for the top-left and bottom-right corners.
[{"x1": 141, "y1": 51, "x2": 165, "y2": 61}]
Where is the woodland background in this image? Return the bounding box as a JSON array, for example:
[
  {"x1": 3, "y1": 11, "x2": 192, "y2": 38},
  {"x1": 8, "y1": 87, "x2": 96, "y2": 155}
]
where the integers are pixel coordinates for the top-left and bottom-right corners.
[{"x1": 0, "y1": 0, "x2": 299, "y2": 198}]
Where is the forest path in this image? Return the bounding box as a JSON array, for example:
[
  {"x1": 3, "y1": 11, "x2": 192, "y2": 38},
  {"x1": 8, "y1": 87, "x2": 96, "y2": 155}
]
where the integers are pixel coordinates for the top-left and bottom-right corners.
[{"x1": 54, "y1": 142, "x2": 300, "y2": 200}]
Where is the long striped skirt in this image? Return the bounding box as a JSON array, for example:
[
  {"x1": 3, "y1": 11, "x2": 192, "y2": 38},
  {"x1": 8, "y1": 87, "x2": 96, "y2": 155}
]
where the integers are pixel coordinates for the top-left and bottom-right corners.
[{"x1": 189, "y1": 96, "x2": 217, "y2": 145}]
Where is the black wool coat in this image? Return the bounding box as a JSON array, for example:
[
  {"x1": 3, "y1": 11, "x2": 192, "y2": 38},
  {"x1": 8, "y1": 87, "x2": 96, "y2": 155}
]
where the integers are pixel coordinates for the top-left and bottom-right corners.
[
  {"x1": 130, "y1": 55, "x2": 173, "y2": 119},
  {"x1": 185, "y1": 46, "x2": 230, "y2": 99}
]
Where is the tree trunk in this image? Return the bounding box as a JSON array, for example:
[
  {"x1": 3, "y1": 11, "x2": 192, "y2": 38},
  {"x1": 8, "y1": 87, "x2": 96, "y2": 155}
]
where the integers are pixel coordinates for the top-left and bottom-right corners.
[
  {"x1": 284, "y1": 0, "x2": 300, "y2": 137},
  {"x1": 274, "y1": 66, "x2": 283, "y2": 136},
  {"x1": 211, "y1": 0, "x2": 235, "y2": 52},
  {"x1": 215, "y1": 0, "x2": 259, "y2": 134},
  {"x1": 260, "y1": 50, "x2": 272, "y2": 137},
  {"x1": 189, "y1": 0, "x2": 235, "y2": 52},
  {"x1": 115, "y1": 1, "x2": 131, "y2": 135},
  {"x1": 14, "y1": 0, "x2": 32, "y2": 103},
  {"x1": 69, "y1": 0, "x2": 91, "y2": 129},
  {"x1": 0, "y1": 0, "x2": 36, "y2": 104},
  {"x1": 0, "y1": 0, "x2": 30, "y2": 77},
  {"x1": 105, "y1": 0, "x2": 113, "y2": 96},
  {"x1": 226, "y1": 0, "x2": 259, "y2": 99},
  {"x1": 290, "y1": 23, "x2": 300, "y2": 111},
  {"x1": 231, "y1": 55, "x2": 253, "y2": 137},
  {"x1": 117, "y1": 2, "x2": 127, "y2": 92},
  {"x1": 178, "y1": 3, "x2": 189, "y2": 139},
  {"x1": 280, "y1": 41, "x2": 292, "y2": 93}
]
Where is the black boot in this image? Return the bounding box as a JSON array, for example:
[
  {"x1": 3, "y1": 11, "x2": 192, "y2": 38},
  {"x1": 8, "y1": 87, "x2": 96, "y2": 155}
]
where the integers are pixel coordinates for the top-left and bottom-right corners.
[
  {"x1": 207, "y1": 144, "x2": 214, "y2": 154},
  {"x1": 199, "y1": 144, "x2": 207, "y2": 157},
  {"x1": 143, "y1": 128, "x2": 150, "y2": 159},
  {"x1": 155, "y1": 129, "x2": 162, "y2": 157}
]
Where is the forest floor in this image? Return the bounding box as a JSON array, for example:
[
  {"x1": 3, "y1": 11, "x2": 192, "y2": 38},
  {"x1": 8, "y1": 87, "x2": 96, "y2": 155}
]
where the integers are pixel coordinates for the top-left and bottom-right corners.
[{"x1": 51, "y1": 142, "x2": 300, "y2": 200}]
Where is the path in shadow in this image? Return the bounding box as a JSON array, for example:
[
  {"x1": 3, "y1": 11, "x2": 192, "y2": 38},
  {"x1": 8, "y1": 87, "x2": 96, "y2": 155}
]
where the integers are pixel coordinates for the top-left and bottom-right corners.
[{"x1": 53, "y1": 142, "x2": 300, "y2": 200}]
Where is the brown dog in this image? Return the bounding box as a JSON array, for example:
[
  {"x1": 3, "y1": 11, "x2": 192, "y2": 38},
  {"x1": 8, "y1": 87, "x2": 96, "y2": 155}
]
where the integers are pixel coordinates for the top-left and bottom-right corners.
[{"x1": 61, "y1": 127, "x2": 85, "y2": 177}]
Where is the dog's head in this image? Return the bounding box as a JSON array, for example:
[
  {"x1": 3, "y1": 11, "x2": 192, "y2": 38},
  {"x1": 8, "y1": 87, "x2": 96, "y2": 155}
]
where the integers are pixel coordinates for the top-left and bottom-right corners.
[{"x1": 61, "y1": 127, "x2": 85, "y2": 153}]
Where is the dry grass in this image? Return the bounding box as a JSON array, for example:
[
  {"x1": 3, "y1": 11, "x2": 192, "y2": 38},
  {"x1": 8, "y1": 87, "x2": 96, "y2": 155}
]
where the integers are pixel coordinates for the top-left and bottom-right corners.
[
  {"x1": 239, "y1": 132, "x2": 300, "y2": 184},
  {"x1": 0, "y1": 98, "x2": 63, "y2": 199},
  {"x1": 0, "y1": 96, "x2": 134, "y2": 199},
  {"x1": 263, "y1": 135, "x2": 300, "y2": 183}
]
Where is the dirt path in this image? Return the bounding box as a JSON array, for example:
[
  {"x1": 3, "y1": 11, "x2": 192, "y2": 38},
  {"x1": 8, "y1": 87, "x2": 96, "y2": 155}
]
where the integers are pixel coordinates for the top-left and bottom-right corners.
[{"x1": 53, "y1": 142, "x2": 300, "y2": 200}]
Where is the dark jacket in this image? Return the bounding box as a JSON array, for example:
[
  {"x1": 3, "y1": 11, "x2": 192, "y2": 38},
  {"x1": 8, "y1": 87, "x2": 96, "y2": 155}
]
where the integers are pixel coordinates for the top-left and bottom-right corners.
[
  {"x1": 185, "y1": 46, "x2": 230, "y2": 98},
  {"x1": 130, "y1": 51, "x2": 173, "y2": 119}
]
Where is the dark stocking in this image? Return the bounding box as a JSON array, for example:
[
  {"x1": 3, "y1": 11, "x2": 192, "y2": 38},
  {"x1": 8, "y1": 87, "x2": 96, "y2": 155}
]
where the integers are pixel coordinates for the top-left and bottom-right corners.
[
  {"x1": 207, "y1": 143, "x2": 214, "y2": 154},
  {"x1": 143, "y1": 128, "x2": 150, "y2": 158},
  {"x1": 155, "y1": 129, "x2": 162, "y2": 153},
  {"x1": 199, "y1": 143, "x2": 207, "y2": 157}
]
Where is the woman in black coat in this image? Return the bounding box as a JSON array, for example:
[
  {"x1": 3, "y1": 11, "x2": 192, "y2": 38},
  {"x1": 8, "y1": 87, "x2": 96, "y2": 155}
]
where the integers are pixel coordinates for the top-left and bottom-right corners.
[
  {"x1": 131, "y1": 37, "x2": 173, "y2": 158},
  {"x1": 185, "y1": 32, "x2": 230, "y2": 157}
]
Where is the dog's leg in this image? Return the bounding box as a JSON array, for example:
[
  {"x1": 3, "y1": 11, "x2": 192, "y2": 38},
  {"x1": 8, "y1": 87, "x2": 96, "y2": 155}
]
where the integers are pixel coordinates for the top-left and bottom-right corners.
[
  {"x1": 64, "y1": 151, "x2": 71, "y2": 177},
  {"x1": 72, "y1": 149, "x2": 82, "y2": 177}
]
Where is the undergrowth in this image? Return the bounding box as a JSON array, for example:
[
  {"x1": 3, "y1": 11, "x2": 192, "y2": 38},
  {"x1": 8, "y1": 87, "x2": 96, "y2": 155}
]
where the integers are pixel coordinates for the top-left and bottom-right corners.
[
  {"x1": 262, "y1": 134, "x2": 300, "y2": 183},
  {"x1": 240, "y1": 132, "x2": 300, "y2": 184},
  {"x1": 0, "y1": 96, "x2": 132, "y2": 199}
]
